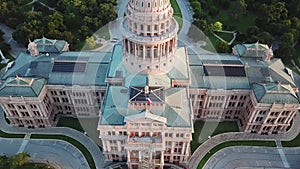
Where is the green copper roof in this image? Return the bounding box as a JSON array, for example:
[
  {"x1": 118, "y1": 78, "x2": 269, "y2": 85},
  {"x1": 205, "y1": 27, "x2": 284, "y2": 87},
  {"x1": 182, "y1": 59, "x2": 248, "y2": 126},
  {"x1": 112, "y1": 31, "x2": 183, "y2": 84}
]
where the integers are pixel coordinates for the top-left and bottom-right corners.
[
  {"x1": 1, "y1": 51, "x2": 111, "y2": 86},
  {"x1": 100, "y1": 86, "x2": 192, "y2": 127},
  {"x1": 234, "y1": 42, "x2": 270, "y2": 58},
  {"x1": 34, "y1": 37, "x2": 67, "y2": 53},
  {"x1": 0, "y1": 77, "x2": 46, "y2": 97},
  {"x1": 252, "y1": 83, "x2": 299, "y2": 104}
]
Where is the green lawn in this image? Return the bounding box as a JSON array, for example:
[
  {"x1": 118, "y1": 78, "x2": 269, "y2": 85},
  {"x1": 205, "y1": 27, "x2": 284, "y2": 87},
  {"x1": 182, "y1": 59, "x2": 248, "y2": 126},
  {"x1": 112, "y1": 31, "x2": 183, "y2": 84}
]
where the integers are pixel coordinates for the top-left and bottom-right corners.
[
  {"x1": 56, "y1": 117, "x2": 84, "y2": 132},
  {"x1": 197, "y1": 140, "x2": 276, "y2": 169},
  {"x1": 214, "y1": 32, "x2": 234, "y2": 43},
  {"x1": 191, "y1": 120, "x2": 239, "y2": 152},
  {"x1": 170, "y1": 0, "x2": 181, "y2": 17},
  {"x1": 170, "y1": 0, "x2": 183, "y2": 30},
  {"x1": 30, "y1": 134, "x2": 95, "y2": 169},
  {"x1": 95, "y1": 24, "x2": 111, "y2": 41},
  {"x1": 0, "y1": 130, "x2": 25, "y2": 138},
  {"x1": 282, "y1": 132, "x2": 300, "y2": 147},
  {"x1": 213, "y1": 10, "x2": 256, "y2": 33}
]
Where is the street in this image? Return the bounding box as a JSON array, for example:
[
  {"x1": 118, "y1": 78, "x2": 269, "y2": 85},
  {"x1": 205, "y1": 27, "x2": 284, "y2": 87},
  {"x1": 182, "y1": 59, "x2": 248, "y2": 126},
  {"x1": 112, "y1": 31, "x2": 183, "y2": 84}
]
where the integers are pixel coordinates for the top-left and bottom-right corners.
[
  {"x1": 204, "y1": 146, "x2": 300, "y2": 169},
  {"x1": 0, "y1": 138, "x2": 89, "y2": 169}
]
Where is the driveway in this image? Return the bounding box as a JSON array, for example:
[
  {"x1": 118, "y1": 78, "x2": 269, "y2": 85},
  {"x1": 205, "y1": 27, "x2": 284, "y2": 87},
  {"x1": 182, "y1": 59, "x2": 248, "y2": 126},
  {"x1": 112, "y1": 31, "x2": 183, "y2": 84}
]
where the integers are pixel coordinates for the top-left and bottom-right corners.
[
  {"x1": 204, "y1": 146, "x2": 300, "y2": 169},
  {"x1": 0, "y1": 138, "x2": 89, "y2": 169}
]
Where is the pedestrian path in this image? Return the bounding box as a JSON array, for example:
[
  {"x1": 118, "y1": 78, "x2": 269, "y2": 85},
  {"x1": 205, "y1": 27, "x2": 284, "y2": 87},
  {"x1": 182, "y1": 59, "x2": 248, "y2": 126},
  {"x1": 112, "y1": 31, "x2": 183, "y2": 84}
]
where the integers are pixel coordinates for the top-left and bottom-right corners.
[{"x1": 17, "y1": 139, "x2": 29, "y2": 153}]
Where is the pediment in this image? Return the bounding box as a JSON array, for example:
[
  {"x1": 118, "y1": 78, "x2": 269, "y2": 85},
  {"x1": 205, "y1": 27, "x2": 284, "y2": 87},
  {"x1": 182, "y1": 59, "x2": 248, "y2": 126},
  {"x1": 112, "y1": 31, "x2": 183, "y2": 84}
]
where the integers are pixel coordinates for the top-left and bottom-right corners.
[{"x1": 124, "y1": 109, "x2": 166, "y2": 124}]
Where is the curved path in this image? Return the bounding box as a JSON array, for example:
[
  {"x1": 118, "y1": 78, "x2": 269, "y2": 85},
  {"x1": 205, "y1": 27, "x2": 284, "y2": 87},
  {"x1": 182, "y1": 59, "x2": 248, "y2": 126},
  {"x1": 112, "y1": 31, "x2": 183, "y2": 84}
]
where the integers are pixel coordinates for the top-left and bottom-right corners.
[
  {"x1": 0, "y1": 24, "x2": 26, "y2": 58},
  {"x1": 0, "y1": 138, "x2": 89, "y2": 169},
  {"x1": 176, "y1": 0, "x2": 212, "y2": 55},
  {"x1": 204, "y1": 146, "x2": 300, "y2": 169},
  {"x1": 0, "y1": 109, "x2": 107, "y2": 169},
  {"x1": 188, "y1": 115, "x2": 300, "y2": 169}
]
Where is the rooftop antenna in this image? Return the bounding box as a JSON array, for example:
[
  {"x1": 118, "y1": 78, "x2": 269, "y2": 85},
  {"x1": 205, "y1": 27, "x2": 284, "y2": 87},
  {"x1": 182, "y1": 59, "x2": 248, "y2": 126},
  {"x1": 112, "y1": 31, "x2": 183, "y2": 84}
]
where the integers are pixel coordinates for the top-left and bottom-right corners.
[{"x1": 0, "y1": 49, "x2": 9, "y2": 64}]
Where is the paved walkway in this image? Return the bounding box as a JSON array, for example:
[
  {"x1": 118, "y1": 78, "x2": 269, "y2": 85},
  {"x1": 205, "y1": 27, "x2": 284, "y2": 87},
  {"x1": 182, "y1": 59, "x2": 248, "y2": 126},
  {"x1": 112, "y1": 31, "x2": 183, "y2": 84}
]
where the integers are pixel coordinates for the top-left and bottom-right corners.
[
  {"x1": 188, "y1": 115, "x2": 300, "y2": 169},
  {"x1": 0, "y1": 109, "x2": 108, "y2": 169},
  {"x1": 0, "y1": 23, "x2": 26, "y2": 58},
  {"x1": 0, "y1": 137, "x2": 89, "y2": 169},
  {"x1": 204, "y1": 146, "x2": 300, "y2": 169}
]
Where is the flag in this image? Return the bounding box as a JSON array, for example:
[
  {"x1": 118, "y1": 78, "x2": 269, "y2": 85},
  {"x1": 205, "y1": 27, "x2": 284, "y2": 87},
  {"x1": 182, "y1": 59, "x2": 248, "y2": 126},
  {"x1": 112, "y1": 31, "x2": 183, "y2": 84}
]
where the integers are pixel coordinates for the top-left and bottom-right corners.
[{"x1": 146, "y1": 97, "x2": 152, "y2": 105}]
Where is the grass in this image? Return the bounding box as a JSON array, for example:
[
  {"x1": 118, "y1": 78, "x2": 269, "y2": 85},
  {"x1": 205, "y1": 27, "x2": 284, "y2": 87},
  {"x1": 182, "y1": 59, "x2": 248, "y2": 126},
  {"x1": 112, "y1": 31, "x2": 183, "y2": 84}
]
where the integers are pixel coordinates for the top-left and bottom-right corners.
[
  {"x1": 30, "y1": 134, "x2": 95, "y2": 169},
  {"x1": 170, "y1": 0, "x2": 181, "y2": 17},
  {"x1": 212, "y1": 10, "x2": 256, "y2": 33},
  {"x1": 170, "y1": 0, "x2": 183, "y2": 30},
  {"x1": 191, "y1": 120, "x2": 239, "y2": 152},
  {"x1": 0, "y1": 130, "x2": 25, "y2": 138},
  {"x1": 95, "y1": 25, "x2": 111, "y2": 41},
  {"x1": 282, "y1": 132, "x2": 300, "y2": 147},
  {"x1": 197, "y1": 140, "x2": 276, "y2": 169},
  {"x1": 56, "y1": 117, "x2": 84, "y2": 132},
  {"x1": 22, "y1": 163, "x2": 55, "y2": 169},
  {"x1": 214, "y1": 31, "x2": 234, "y2": 42}
]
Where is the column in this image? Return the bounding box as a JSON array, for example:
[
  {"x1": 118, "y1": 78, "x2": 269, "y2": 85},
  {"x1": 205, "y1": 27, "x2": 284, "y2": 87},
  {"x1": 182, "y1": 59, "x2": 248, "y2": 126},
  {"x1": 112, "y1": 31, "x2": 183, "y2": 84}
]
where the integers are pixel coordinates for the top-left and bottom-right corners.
[
  {"x1": 151, "y1": 46, "x2": 154, "y2": 60},
  {"x1": 162, "y1": 42, "x2": 166, "y2": 57},
  {"x1": 127, "y1": 150, "x2": 131, "y2": 162},
  {"x1": 166, "y1": 41, "x2": 170, "y2": 57},
  {"x1": 181, "y1": 142, "x2": 186, "y2": 155},
  {"x1": 143, "y1": 45, "x2": 146, "y2": 60},
  {"x1": 128, "y1": 41, "x2": 131, "y2": 55},
  {"x1": 160, "y1": 151, "x2": 164, "y2": 168},
  {"x1": 3, "y1": 105, "x2": 13, "y2": 117},
  {"x1": 158, "y1": 44, "x2": 161, "y2": 58},
  {"x1": 134, "y1": 43, "x2": 137, "y2": 58}
]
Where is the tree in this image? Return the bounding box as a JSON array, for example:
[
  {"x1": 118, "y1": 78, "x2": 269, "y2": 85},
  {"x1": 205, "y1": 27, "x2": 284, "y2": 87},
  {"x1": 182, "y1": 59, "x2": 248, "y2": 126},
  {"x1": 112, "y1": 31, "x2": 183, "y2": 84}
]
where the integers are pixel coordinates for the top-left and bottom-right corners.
[
  {"x1": 85, "y1": 36, "x2": 96, "y2": 49},
  {"x1": 216, "y1": 40, "x2": 229, "y2": 53},
  {"x1": 257, "y1": 32, "x2": 274, "y2": 45},
  {"x1": 281, "y1": 32, "x2": 294, "y2": 47},
  {"x1": 229, "y1": 0, "x2": 247, "y2": 20},
  {"x1": 0, "y1": 155, "x2": 9, "y2": 168},
  {"x1": 194, "y1": 19, "x2": 209, "y2": 34},
  {"x1": 191, "y1": 1, "x2": 202, "y2": 18},
  {"x1": 98, "y1": 3, "x2": 117, "y2": 24},
  {"x1": 46, "y1": 12, "x2": 66, "y2": 38},
  {"x1": 9, "y1": 153, "x2": 30, "y2": 169},
  {"x1": 210, "y1": 21, "x2": 222, "y2": 32}
]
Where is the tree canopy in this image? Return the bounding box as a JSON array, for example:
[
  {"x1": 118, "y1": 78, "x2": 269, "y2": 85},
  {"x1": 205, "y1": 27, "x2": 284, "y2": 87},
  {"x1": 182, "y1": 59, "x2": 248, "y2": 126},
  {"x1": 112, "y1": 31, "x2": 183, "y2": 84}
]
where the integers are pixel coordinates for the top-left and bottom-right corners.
[{"x1": 0, "y1": 0, "x2": 117, "y2": 49}]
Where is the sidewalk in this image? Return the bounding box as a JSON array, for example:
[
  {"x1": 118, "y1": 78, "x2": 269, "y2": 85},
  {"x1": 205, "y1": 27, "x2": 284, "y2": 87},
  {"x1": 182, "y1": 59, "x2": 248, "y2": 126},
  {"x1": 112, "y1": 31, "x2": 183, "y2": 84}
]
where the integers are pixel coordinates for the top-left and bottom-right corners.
[
  {"x1": 0, "y1": 109, "x2": 107, "y2": 169},
  {"x1": 188, "y1": 115, "x2": 300, "y2": 169}
]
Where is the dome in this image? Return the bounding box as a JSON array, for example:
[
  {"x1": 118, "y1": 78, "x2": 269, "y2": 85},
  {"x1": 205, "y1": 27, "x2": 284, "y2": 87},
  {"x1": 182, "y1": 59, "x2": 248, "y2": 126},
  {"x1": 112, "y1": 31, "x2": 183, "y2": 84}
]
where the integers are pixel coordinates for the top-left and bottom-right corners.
[
  {"x1": 122, "y1": 0, "x2": 178, "y2": 75},
  {"x1": 128, "y1": 0, "x2": 171, "y2": 12}
]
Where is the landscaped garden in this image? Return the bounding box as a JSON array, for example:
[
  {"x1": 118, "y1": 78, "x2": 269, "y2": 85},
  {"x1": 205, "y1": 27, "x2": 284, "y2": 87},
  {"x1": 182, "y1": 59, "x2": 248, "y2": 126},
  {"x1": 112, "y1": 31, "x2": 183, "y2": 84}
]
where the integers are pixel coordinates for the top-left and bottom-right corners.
[
  {"x1": 188, "y1": 0, "x2": 300, "y2": 60},
  {"x1": 31, "y1": 134, "x2": 96, "y2": 169},
  {"x1": 170, "y1": 0, "x2": 183, "y2": 29},
  {"x1": 191, "y1": 120, "x2": 239, "y2": 152},
  {"x1": 197, "y1": 140, "x2": 276, "y2": 169},
  {"x1": 282, "y1": 132, "x2": 300, "y2": 147},
  {"x1": 56, "y1": 117, "x2": 84, "y2": 132}
]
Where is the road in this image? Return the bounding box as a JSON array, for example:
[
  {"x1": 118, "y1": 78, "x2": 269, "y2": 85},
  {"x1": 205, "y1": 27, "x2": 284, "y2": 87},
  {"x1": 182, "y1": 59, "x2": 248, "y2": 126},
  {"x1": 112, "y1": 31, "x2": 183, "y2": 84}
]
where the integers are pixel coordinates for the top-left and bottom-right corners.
[
  {"x1": 0, "y1": 137, "x2": 89, "y2": 169},
  {"x1": 0, "y1": 23, "x2": 26, "y2": 58},
  {"x1": 176, "y1": 0, "x2": 212, "y2": 54},
  {"x1": 0, "y1": 109, "x2": 108, "y2": 169},
  {"x1": 204, "y1": 146, "x2": 300, "y2": 169}
]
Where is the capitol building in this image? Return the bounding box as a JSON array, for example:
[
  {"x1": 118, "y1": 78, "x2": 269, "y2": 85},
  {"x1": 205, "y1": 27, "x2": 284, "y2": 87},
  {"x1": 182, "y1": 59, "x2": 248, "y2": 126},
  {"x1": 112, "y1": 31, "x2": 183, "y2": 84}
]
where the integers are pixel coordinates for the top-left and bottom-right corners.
[{"x1": 0, "y1": 0, "x2": 299, "y2": 168}]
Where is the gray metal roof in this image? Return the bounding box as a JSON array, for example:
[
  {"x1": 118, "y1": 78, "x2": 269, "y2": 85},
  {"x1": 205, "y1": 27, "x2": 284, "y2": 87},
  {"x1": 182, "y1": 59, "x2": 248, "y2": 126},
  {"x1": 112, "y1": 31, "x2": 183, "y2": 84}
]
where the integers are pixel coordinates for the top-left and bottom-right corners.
[
  {"x1": 1, "y1": 51, "x2": 111, "y2": 86},
  {"x1": 252, "y1": 83, "x2": 299, "y2": 104},
  {"x1": 0, "y1": 77, "x2": 46, "y2": 97}
]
